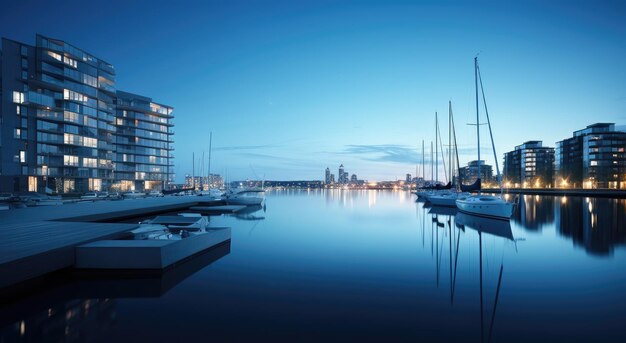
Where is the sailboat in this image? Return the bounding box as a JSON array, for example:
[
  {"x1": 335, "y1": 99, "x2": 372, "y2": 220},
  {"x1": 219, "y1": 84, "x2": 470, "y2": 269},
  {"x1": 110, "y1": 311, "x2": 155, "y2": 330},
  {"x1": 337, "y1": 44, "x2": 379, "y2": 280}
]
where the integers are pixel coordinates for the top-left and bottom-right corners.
[
  {"x1": 455, "y1": 57, "x2": 513, "y2": 220},
  {"x1": 197, "y1": 132, "x2": 223, "y2": 199},
  {"x1": 429, "y1": 101, "x2": 468, "y2": 207}
]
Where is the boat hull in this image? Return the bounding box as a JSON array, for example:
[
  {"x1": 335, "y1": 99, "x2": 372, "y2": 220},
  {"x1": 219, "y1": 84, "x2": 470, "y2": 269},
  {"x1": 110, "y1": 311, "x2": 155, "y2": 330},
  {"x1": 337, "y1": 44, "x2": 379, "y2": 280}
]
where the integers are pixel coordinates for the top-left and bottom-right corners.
[{"x1": 455, "y1": 195, "x2": 513, "y2": 220}]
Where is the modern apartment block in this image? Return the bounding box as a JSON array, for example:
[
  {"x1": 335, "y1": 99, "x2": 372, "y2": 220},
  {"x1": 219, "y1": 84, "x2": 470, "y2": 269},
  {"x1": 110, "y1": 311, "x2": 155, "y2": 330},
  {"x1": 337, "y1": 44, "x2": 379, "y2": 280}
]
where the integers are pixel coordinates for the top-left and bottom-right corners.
[
  {"x1": 458, "y1": 160, "x2": 493, "y2": 184},
  {"x1": 0, "y1": 34, "x2": 174, "y2": 194},
  {"x1": 503, "y1": 141, "x2": 555, "y2": 188},
  {"x1": 113, "y1": 91, "x2": 174, "y2": 192},
  {"x1": 555, "y1": 123, "x2": 626, "y2": 189}
]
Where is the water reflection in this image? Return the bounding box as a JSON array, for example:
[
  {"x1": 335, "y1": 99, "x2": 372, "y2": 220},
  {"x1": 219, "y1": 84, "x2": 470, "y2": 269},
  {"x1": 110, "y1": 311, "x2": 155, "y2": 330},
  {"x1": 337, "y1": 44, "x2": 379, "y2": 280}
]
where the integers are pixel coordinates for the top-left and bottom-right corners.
[
  {"x1": 512, "y1": 195, "x2": 555, "y2": 231},
  {"x1": 423, "y1": 205, "x2": 514, "y2": 342},
  {"x1": 555, "y1": 197, "x2": 626, "y2": 256},
  {"x1": 0, "y1": 243, "x2": 230, "y2": 342}
]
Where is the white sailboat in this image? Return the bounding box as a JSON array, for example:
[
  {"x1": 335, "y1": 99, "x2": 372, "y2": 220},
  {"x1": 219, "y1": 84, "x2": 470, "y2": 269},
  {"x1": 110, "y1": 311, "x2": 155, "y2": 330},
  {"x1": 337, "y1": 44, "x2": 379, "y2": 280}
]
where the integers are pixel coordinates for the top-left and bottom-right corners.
[
  {"x1": 455, "y1": 57, "x2": 513, "y2": 220},
  {"x1": 429, "y1": 101, "x2": 469, "y2": 207}
]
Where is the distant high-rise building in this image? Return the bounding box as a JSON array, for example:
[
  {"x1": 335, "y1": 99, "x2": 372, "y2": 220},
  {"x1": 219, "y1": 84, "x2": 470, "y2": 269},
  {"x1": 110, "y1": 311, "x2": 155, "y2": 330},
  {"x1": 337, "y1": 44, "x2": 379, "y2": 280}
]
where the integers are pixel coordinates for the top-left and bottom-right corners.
[
  {"x1": 325, "y1": 167, "x2": 331, "y2": 184},
  {"x1": 351, "y1": 174, "x2": 357, "y2": 182},
  {"x1": 556, "y1": 123, "x2": 626, "y2": 189},
  {"x1": 338, "y1": 164, "x2": 345, "y2": 183},
  {"x1": 504, "y1": 141, "x2": 555, "y2": 188},
  {"x1": 330, "y1": 174, "x2": 335, "y2": 184},
  {"x1": 406, "y1": 174, "x2": 412, "y2": 182}
]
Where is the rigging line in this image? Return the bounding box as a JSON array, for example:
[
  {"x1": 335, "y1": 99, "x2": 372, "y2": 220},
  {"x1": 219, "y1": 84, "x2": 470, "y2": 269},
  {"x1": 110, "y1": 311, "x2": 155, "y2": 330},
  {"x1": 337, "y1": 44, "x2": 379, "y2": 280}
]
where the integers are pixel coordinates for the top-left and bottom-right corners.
[
  {"x1": 452, "y1": 227, "x2": 461, "y2": 303},
  {"x1": 477, "y1": 64, "x2": 503, "y2": 195},
  {"x1": 451, "y1": 103, "x2": 462, "y2": 190},
  {"x1": 436, "y1": 118, "x2": 449, "y2": 183}
]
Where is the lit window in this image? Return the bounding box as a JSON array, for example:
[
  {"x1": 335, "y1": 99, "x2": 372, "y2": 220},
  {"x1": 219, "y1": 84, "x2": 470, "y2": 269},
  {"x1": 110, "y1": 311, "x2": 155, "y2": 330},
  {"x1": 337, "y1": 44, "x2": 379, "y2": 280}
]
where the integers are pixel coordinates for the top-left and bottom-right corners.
[
  {"x1": 83, "y1": 158, "x2": 97, "y2": 168},
  {"x1": 63, "y1": 155, "x2": 79, "y2": 166},
  {"x1": 63, "y1": 56, "x2": 77, "y2": 68},
  {"x1": 590, "y1": 160, "x2": 598, "y2": 166},
  {"x1": 13, "y1": 91, "x2": 25, "y2": 104},
  {"x1": 47, "y1": 51, "x2": 62, "y2": 61},
  {"x1": 83, "y1": 137, "x2": 98, "y2": 148},
  {"x1": 14, "y1": 128, "x2": 21, "y2": 139},
  {"x1": 20, "y1": 151, "x2": 26, "y2": 163}
]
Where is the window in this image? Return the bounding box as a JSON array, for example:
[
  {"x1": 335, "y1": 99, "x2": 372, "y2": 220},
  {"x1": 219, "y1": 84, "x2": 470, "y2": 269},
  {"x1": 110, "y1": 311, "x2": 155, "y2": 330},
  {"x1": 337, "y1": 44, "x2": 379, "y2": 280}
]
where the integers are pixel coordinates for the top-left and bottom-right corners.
[
  {"x1": 22, "y1": 71, "x2": 28, "y2": 79},
  {"x1": 47, "y1": 51, "x2": 62, "y2": 61},
  {"x1": 64, "y1": 111, "x2": 79, "y2": 123},
  {"x1": 14, "y1": 128, "x2": 21, "y2": 139},
  {"x1": 21, "y1": 46, "x2": 28, "y2": 56},
  {"x1": 590, "y1": 160, "x2": 598, "y2": 166},
  {"x1": 83, "y1": 158, "x2": 97, "y2": 168},
  {"x1": 20, "y1": 151, "x2": 26, "y2": 163},
  {"x1": 63, "y1": 155, "x2": 79, "y2": 166},
  {"x1": 28, "y1": 176, "x2": 37, "y2": 192},
  {"x1": 63, "y1": 56, "x2": 77, "y2": 68},
  {"x1": 83, "y1": 137, "x2": 98, "y2": 148},
  {"x1": 21, "y1": 58, "x2": 28, "y2": 68},
  {"x1": 13, "y1": 91, "x2": 25, "y2": 104},
  {"x1": 64, "y1": 124, "x2": 79, "y2": 134}
]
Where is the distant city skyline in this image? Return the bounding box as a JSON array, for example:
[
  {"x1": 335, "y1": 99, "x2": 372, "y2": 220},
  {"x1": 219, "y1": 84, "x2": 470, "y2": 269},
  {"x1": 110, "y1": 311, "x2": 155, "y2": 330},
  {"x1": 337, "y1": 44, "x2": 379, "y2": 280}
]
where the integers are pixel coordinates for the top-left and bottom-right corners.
[{"x1": 2, "y1": 1, "x2": 624, "y2": 182}]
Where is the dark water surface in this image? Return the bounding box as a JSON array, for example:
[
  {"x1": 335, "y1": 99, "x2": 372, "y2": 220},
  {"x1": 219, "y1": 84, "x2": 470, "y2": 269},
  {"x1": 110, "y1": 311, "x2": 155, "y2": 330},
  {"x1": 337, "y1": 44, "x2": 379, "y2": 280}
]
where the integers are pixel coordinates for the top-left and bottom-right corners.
[{"x1": 1, "y1": 190, "x2": 625, "y2": 342}]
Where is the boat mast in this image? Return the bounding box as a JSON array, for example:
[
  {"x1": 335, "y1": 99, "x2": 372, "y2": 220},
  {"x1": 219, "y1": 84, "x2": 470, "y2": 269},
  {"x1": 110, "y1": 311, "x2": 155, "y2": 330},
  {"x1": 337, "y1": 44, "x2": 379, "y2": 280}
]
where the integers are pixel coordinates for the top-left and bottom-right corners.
[
  {"x1": 435, "y1": 112, "x2": 439, "y2": 185},
  {"x1": 451, "y1": 104, "x2": 462, "y2": 191},
  {"x1": 208, "y1": 131, "x2": 212, "y2": 189},
  {"x1": 477, "y1": 64, "x2": 504, "y2": 196},
  {"x1": 422, "y1": 140, "x2": 425, "y2": 182},
  {"x1": 449, "y1": 101, "x2": 452, "y2": 188},
  {"x1": 431, "y1": 141, "x2": 434, "y2": 185},
  {"x1": 475, "y1": 57, "x2": 481, "y2": 195},
  {"x1": 192, "y1": 152, "x2": 195, "y2": 191}
]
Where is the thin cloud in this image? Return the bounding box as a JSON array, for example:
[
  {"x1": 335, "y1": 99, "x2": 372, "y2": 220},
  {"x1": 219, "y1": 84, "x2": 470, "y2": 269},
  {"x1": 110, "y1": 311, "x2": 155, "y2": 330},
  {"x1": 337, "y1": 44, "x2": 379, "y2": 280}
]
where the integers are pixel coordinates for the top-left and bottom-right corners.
[{"x1": 213, "y1": 144, "x2": 277, "y2": 151}]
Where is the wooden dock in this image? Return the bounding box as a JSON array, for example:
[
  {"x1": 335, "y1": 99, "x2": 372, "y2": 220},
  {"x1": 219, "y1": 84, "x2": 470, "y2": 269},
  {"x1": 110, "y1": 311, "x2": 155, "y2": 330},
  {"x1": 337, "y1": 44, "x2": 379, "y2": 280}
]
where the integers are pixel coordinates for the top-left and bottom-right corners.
[{"x1": 0, "y1": 196, "x2": 225, "y2": 289}]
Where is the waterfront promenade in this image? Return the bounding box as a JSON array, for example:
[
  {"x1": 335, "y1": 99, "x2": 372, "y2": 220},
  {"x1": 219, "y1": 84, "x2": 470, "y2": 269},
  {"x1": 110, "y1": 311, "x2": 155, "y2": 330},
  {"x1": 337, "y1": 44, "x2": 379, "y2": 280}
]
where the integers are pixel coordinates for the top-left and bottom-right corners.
[
  {"x1": 483, "y1": 188, "x2": 626, "y2": 199},
  {"x1": 0, "y1": 197, "x2": 214, "y2": 290}
]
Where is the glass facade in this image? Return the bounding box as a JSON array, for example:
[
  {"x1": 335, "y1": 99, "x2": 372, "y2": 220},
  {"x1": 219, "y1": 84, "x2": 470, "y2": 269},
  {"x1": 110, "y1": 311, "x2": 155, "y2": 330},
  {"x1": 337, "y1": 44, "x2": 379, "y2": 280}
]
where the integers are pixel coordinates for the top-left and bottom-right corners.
[
  {"x1": 556, "y1": 123, "x2": 626, "y2": 189},
  {"x1": 504, "y1": 141, "x2": 555, "y2": 188},
  {"x1": 0, "y1": 34, "x2": 174, "y2": 194},
  {"x1": 112, "y1": 92, "x2": 174, "y2": 191}
]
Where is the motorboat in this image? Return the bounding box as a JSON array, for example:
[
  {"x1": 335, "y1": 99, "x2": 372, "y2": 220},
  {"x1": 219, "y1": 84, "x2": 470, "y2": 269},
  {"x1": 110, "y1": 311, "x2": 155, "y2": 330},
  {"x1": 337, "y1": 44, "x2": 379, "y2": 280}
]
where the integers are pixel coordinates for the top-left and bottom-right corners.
[
  {"x1": 222, "y1": 188, "x2": 264, "y2": 206},
  {"x1": 81, "y1": 192, "x2": 99, "y2": 200},
  {"x1": 148, "y1": 190, "x2": 164, "y2": 197},
  {"x1": 131, "y1": 213, "x2": 209, "y2": 240},
  {"x1": 123, "y1": 190, "x2": 145, "y2": 199},
  {"x1": 17, "y1": 192, "x2": 63, "y2": 206}
]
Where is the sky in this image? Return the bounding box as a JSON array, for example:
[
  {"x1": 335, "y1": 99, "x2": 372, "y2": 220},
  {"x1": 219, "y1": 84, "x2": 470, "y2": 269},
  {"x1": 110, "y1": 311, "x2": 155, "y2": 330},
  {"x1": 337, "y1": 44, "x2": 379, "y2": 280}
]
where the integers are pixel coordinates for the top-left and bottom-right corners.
[{"x1": 1, "y1": 0, "x2": 625, "y2": 182}]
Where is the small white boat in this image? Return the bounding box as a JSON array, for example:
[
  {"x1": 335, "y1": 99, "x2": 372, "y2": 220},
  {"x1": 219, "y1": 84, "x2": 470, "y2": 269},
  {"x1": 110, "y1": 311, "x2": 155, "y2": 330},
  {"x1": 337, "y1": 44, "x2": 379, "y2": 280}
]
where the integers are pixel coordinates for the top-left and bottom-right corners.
[
  {"x1": 123, "y1": 190, "x2": 145, "y2": 199},
  {"x1": 222, "y1": 188, "x2": 264, "y2": 206},
  {"x1": 148, "y1": 190, "x2": 164, "y2": 197},
  {"x1": 131, "y1": 213, "x2": 209, "y2": 240},
  {"x1": 81, "y1": 192, "x2": 99, "y2": 200}
]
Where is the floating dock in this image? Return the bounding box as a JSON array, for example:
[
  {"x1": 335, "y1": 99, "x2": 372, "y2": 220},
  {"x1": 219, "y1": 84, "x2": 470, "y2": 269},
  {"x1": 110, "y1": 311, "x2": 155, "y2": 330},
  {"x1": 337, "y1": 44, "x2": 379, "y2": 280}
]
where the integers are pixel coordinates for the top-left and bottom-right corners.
[{"x1": 0, "y1": 197, "x2": 232, "y2": 289}]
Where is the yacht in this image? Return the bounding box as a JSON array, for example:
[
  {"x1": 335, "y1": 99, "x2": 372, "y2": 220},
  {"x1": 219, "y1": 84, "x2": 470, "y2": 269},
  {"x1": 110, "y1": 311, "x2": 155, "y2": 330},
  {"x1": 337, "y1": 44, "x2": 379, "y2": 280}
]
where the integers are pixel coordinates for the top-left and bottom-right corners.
[
  {"x1": 455, "y1": 57, "x2": 513, "y2": 220},
  {"x1": 222, "y1": 187, "x2": 264, "y2": 206}
]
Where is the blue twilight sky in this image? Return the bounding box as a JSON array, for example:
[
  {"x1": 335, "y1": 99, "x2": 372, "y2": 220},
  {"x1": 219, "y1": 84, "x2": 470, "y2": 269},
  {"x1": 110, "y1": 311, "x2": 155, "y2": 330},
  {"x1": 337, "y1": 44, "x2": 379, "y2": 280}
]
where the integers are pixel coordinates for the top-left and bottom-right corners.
[{"x1": 1, "y1": 0, "x2": 625, "y2": 182}]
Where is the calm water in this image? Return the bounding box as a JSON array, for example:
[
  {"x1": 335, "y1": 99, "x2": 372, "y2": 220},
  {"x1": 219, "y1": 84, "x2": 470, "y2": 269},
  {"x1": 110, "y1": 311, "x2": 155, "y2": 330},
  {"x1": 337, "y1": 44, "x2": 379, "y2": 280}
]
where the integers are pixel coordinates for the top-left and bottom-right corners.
[{"x1": 1, "y1": 190, "x2": 626, "y2": 342}]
